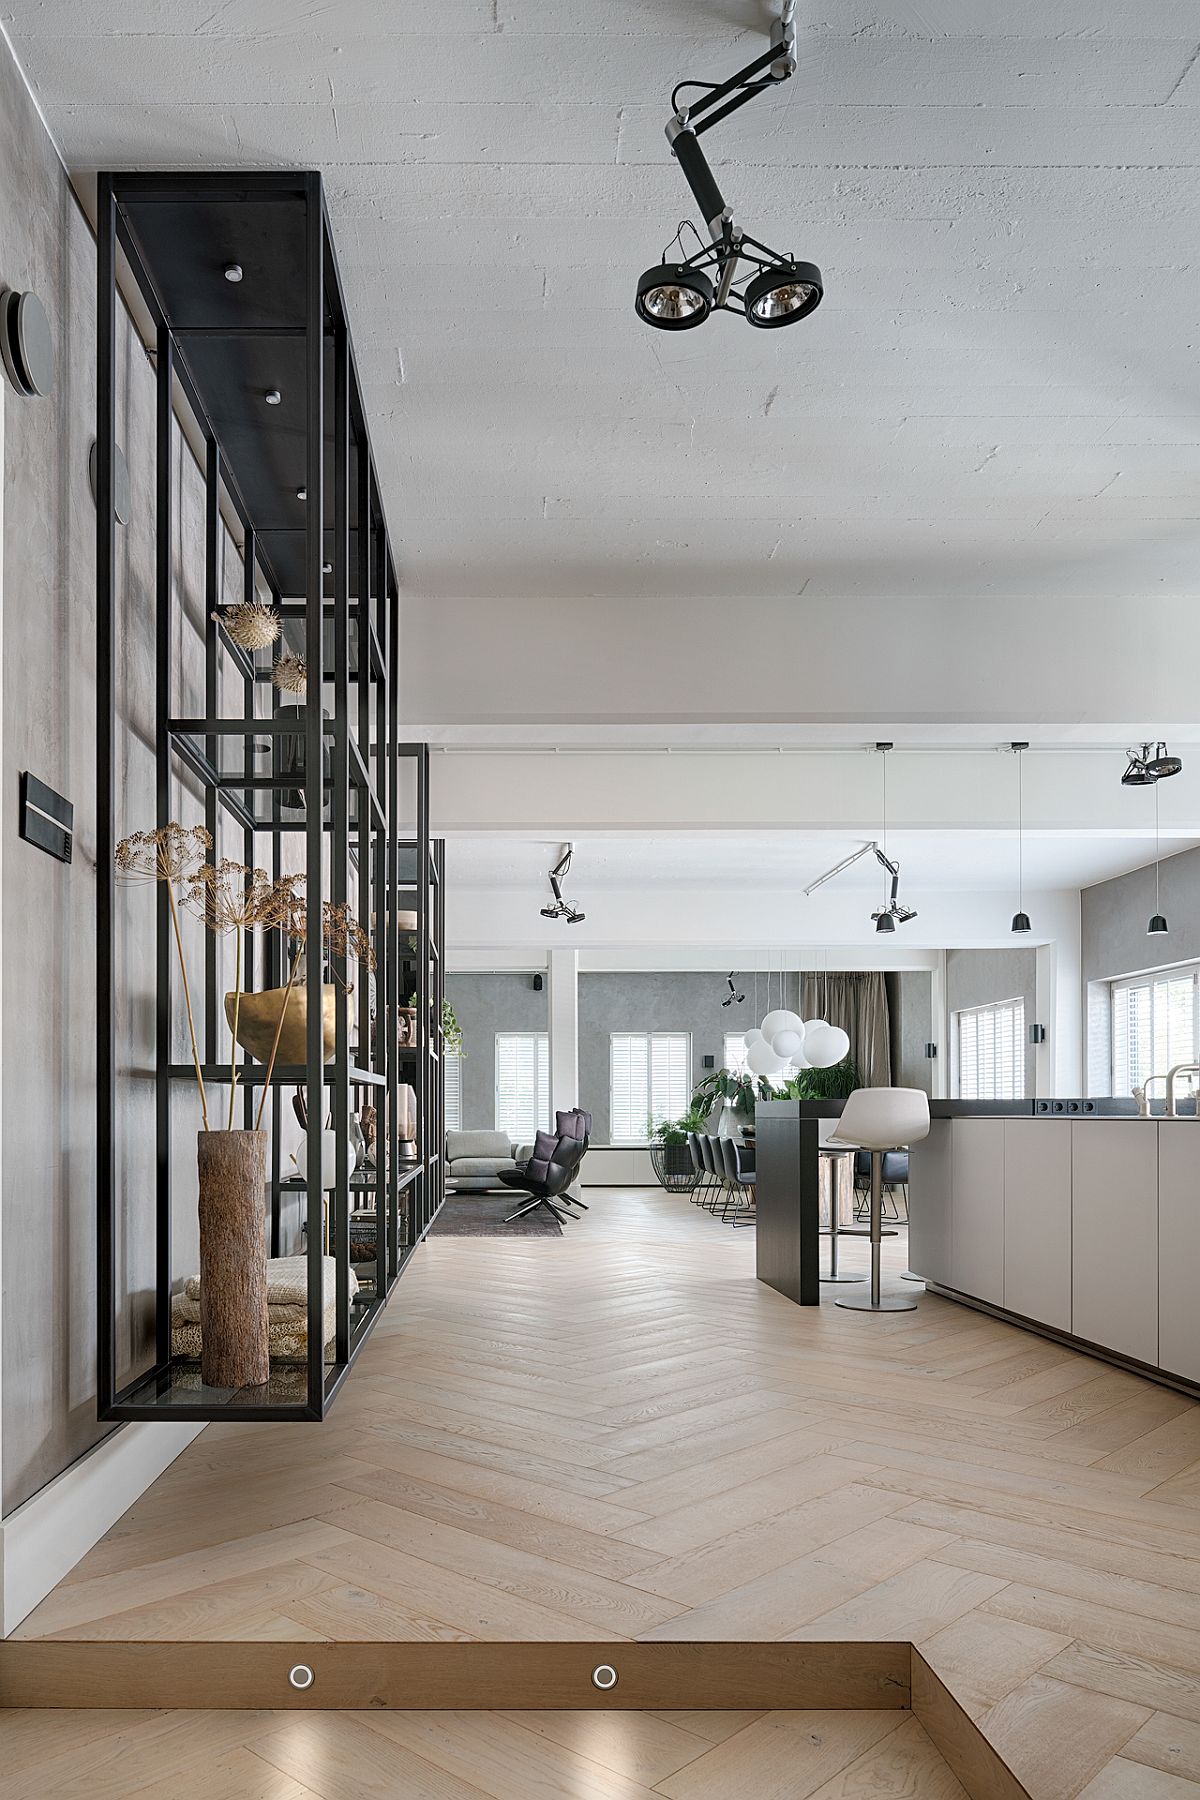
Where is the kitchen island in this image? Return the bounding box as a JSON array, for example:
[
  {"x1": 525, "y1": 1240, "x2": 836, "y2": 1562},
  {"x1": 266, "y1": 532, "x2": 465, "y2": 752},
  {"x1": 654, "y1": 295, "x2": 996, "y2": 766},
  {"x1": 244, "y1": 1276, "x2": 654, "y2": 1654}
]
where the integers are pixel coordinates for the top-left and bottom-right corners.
[{"x1": 756, "y1": 1097, "x2": 1200, "y2": 1399}]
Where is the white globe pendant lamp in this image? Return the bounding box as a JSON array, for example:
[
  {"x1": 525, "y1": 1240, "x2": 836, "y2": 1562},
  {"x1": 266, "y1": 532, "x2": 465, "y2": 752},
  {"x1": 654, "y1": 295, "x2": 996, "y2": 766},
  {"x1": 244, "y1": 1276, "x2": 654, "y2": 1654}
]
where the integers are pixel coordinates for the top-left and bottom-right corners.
[
  {"x1": 803, "y1": 1023, "x2": 850, "y2": 1069},
  {"x1": 746, "y1": 1037, "x2": 787, "y2": 1076},
  {"x1": 743, "y1": 1026, "x2": 764, "y2": 1048},
  {"x1": 760, "y1": 1008, "x2": 802, "y2": 1043},
  {"x1": 771, "y1": 1028, "x2": 805, "y2": 1060}
]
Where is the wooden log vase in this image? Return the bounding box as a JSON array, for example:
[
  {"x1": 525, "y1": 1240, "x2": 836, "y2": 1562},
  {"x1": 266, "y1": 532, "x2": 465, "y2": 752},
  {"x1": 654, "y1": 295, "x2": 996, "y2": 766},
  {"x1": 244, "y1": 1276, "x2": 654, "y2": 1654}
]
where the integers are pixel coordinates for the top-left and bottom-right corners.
[{"x1": 196, "y1": 1129, "x2": 269, "y2": 1389}]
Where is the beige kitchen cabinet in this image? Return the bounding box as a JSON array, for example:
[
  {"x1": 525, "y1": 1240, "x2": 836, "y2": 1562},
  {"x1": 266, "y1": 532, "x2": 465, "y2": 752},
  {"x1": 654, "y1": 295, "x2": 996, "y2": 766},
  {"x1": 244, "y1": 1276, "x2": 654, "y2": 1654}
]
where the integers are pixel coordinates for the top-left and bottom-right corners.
[
  {"x1": 1159, "y1": 1121, "x2": 1200, "y2": 1383},
  {"x1": 1003, "y1": 1119, "x2": 1072, "y2": 1332},
  {"x1": 949, "y1": 1119, "x2": 1004, "y2": 1305},
  {"x1": 1072, "y1": 1121, "x2": 1158, "y2": 1366}
]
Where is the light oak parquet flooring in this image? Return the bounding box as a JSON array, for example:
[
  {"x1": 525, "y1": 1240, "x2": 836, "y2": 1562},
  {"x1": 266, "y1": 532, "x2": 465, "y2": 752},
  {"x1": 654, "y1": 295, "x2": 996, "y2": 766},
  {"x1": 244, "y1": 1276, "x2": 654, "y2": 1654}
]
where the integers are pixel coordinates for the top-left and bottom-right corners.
[
  {"x1": 14, "y1": 1188, "x2": 1200, "y2": 1796},
  {"x1": 0, "y1": 1706, "x2": 970, "y2": 1799}
]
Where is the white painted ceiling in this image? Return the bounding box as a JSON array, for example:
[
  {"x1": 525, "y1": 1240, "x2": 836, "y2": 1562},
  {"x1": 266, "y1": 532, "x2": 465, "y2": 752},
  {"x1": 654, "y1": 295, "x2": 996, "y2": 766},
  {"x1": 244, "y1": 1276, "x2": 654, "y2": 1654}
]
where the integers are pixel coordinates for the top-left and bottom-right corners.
[
  {"x1": 7, "y1": 0, "x2": 1200, "y2": 618},
  {"x1": 446, "y1": 827, "x2": 1200, "y2": 894}
]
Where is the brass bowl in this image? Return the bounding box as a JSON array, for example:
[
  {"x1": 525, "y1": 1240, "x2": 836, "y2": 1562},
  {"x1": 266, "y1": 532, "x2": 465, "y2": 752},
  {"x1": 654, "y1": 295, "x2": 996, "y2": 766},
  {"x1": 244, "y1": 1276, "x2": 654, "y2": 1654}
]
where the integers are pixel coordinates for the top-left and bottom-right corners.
[{"x1": 224, "y1": 984, "x2": 347, "y2": 1066}]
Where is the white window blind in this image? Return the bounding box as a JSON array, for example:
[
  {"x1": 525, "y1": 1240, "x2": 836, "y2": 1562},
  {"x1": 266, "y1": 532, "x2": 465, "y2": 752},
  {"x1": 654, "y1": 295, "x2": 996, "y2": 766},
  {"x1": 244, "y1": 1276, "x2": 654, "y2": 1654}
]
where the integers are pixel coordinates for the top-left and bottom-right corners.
[
  {"x1": 610, "y1": 1032, "x2": 690, "y2": 1142},
  {"x1": 444, "y1": 1047, "x2": 463, "y2": 1133},
  {"x1": 955, "y1": 998, "x2": 1025, "y2": 1100},
  {"x1": 494, "y1": 1032, "x2": 550, "y2": 1141},
  {"x1": 1111, "y1": 965, "x2": 1200, "y2": 1099}
]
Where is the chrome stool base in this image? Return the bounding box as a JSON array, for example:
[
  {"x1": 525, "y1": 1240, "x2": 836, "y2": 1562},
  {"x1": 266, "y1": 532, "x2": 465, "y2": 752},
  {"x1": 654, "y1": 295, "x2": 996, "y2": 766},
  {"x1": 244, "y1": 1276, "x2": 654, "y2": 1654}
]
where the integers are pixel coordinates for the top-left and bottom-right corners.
[{"x1": 836, "y1": 1292, "x2": 919, "y2": 1313}]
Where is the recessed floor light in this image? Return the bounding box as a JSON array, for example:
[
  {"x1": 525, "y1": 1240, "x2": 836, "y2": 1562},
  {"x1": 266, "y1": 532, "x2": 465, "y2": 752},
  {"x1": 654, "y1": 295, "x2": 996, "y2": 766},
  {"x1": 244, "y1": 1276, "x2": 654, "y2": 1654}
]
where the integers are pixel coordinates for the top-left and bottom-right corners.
[
  {"x1": 223, "y1": 263, "x2": 243, "y2": 283},
  {"x1": 265, "y1": 388, "x2": 281, "y2": 405}
]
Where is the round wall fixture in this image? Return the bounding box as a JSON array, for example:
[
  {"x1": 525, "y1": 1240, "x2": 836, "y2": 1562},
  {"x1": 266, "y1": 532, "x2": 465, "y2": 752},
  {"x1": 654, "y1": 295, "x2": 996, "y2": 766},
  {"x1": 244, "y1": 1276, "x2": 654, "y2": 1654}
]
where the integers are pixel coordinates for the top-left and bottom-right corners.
[
  {"x1": 88, "y1": 441, "x2": 132, "y2": 525},
  {"x1": 591, "y1": 1664, "x2": 619, "y2": 1691},
  {"x1": 1, "y1": 289, "x2": 55, "y2": 398},
  {"x1": 288, "y1": 1663, "x2": 315, "y2": 1690}
]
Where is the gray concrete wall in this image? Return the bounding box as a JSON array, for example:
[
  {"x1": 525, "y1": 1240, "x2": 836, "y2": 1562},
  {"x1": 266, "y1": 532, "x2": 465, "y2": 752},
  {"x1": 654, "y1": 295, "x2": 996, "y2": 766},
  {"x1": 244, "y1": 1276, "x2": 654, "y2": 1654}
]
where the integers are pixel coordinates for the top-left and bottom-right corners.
[
  {"x1": 945, "y1": 947, "x2": 1038, "y2": 1095},
  {"x1": 887, "y1": 970, "x2": 934, "y2": 1094},
  {"x1": 0, "y1": 36, "x2": 244, "y2": 1513},
  {"x1": 1081, "y1": 843, "x2": 1200, "y2": 984},
  {"x1": 444, "y1": 972, "x2": 548, "y2": 1130},
  {"x1": 578, "y1": 971, "x2": 801, "y2": 1144}
]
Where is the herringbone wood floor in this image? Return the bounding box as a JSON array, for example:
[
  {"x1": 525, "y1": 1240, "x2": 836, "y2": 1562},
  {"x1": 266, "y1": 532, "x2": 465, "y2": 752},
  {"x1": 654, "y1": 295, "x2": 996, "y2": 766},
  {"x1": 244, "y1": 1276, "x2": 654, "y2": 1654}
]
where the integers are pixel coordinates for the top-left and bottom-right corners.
[
  {"x1": 0, "y1": 1704, "x2": 968, "y2": 1798},
  {"x1": 16, "y1": 1189, "x2": 1200, "y2": 1798}
]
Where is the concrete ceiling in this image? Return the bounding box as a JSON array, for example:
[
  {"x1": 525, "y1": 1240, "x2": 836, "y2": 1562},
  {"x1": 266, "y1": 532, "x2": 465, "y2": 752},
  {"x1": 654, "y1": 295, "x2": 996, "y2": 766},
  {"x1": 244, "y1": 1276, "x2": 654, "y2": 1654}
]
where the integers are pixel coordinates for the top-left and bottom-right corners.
[{"x1": 7, "y1": 0, "x2": 1200, "y2": 625}]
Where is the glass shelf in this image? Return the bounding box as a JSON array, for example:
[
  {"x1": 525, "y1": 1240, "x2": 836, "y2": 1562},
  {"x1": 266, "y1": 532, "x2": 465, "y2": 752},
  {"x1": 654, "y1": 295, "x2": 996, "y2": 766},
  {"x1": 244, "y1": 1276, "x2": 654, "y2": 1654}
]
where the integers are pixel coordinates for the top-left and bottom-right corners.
[
  {"x1": 168, "y1": 1061, "x2": 385, "y2": 1087},
  {"x1": 167, "y1": 718, "x2": 385, "y2": 833}
]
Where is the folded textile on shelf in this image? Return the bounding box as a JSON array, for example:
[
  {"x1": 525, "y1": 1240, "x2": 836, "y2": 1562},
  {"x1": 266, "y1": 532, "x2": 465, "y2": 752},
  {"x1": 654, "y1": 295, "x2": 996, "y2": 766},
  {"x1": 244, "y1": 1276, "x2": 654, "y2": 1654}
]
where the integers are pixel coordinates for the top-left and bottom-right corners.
[{"x1": 182, "y1": 1254, "x2": 355, "y2": 1309}]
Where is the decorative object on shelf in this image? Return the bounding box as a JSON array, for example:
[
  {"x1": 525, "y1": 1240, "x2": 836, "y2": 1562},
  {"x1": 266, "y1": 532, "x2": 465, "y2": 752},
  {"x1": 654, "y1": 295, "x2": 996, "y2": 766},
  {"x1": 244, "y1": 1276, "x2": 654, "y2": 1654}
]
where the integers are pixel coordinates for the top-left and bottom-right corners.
[
  {"x1": 172, "y1": 1255, "x2": 356, "y2": 1364},
  {"x1": 359, "y1": 1102, "x2": 378, "y2": 1168},
  {"x1": 398, "y1": 1083, "x2": 419, "y2": 1161},
  {"x1": 348, "y1": 1112, "x2": 368, "y2": 1170},
  {"x1": 88, "y1": 440, "x2": 130, "y2": 524},
  {"x1": 213, "y1": 595, "x2": 281, "y2": 652},
  {"x1": 650, "y1": 1107, "x2": 708, "y2": 1191},
  {"x1": 273, "y1": 652, "x2": 308, "y2": 695},
  {"x1": 245, "y1": 885, "x2": 376, "y2": 1125},
  {"x1": 288, "y1": 1128, "x2": 355, "y2": 1191},
  {"x1": 229, "y1": 980, "x2": 339, "y2": 1069},
  {"x1": 116, "y1": 823, "x2": 214, "y2": 1130},
  {"x1": 187, "y1": 858, "x2": 281, "y2": 1128},
  {"x1": 196, "y1": 1126, "x2": 269, "y2": 1387},
  {"x1": 1, "y1": 287, "x2": 54, "y2": 397},
  {"x1": 398, "y1": 1004, "x2": 418, "y2": 1047}
]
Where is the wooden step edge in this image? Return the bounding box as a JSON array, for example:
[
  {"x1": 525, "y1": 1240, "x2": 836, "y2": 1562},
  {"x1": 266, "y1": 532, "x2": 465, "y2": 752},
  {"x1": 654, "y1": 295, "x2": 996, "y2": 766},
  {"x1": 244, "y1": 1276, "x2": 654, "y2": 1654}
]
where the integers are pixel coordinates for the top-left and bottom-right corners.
[
  {"x1": 911, "y1": 1646, "x2": 1034, "y2": 1800},
  {"x1": 0, "y1": 1638, "x2": 907, "y2": 1712}
]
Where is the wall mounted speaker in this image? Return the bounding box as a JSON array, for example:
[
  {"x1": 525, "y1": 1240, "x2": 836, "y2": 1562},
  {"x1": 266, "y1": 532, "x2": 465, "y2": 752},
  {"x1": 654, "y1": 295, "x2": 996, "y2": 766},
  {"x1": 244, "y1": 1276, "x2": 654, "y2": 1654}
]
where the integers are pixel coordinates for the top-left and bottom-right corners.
[
  {"x1": 1, "y1": 289, "x2": 54, "y2": 398},
  {"x1": 532, "y1": 973, "x2": 544, "y2": 991},
  {"x1": 1029, "y1": 1023, "x2": 1046, "y2": 1044},
  {"x1": 924, "y1": 1042, "x2": 938, "y2": 1059},
  {"x1": 702, "y1": 1054, "x2": 715, "y2": 1069}
]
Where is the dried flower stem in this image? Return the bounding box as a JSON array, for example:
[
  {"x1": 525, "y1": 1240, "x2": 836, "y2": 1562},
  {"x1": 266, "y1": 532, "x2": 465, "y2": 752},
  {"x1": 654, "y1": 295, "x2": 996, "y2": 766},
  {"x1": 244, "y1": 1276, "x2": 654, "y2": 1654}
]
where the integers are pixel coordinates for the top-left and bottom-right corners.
[
  {"x1": 255, "y1": 943, "x2": 303, "y2": 1131},
  {"x1": 166, "y1": 877, "x2": 210, "y2": 1130}
]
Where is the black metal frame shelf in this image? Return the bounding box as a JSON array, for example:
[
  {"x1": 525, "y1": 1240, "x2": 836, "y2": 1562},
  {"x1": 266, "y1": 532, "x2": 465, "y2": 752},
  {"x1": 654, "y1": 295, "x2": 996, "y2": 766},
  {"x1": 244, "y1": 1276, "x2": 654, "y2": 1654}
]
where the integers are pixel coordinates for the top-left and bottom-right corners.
[{"x1": 96, "y1": 170, "x2": 445, "y2": 1424}]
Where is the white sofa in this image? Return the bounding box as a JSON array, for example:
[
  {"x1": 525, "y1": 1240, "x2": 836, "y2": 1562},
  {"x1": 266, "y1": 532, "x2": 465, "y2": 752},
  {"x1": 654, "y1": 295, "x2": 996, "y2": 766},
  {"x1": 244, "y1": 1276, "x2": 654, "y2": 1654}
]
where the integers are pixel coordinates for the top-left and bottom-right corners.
[{"x1": 445, "y1": 1129, "x2": 529, "y2": 1193}]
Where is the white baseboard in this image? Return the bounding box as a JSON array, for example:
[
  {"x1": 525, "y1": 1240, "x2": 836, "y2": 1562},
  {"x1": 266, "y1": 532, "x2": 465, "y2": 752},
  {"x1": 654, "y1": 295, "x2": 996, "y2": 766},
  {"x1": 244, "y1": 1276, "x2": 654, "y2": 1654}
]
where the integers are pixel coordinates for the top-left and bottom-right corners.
[{"x1": 1, "y1": 1419, "x2": 204, "y2": 1636}]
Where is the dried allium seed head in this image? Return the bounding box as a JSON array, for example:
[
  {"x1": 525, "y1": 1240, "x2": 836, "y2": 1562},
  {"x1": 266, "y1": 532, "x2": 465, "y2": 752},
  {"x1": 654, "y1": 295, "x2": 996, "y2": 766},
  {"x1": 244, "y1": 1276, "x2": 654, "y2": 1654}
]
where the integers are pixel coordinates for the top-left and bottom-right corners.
[
  {"x1": 214, "y1": 598, "x2": 282, "y2": 652},
  {"x1": 115, "y1": 823, "x2": 212, "y2": 883},
  {"x1": 185, "y1": 859, "x2": 279, "y2": 933},
  {"x1": 273, "y1": 652, "x2": 308, "y2": 696}
]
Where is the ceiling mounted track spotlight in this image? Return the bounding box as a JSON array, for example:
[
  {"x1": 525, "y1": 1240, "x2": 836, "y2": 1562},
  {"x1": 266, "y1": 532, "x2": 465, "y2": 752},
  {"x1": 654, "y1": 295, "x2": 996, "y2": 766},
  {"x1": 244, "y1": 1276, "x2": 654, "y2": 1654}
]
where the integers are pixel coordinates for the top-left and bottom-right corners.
[
  {"x1": 1123, "y1": 740, "x2": 1183, "y2": 786},
  {"x1": 540, "y1": 843, "x2": 586, "y2": 925},
  {"x1": 636, "y1": 0, "x2": 823, "y2": 334},
  {"x1": 1011, "y1": 741, "x2": 1031, "y2": 935}
]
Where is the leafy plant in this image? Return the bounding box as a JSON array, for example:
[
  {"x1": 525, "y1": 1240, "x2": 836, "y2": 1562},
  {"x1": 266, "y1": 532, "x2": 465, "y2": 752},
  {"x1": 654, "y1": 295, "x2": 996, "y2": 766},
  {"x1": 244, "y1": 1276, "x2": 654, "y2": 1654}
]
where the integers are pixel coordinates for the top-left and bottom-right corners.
[
  {"x1": 649, "y1": 1104, "x2": 711, "y2": 1147},
  {"x1": 690, "y1": 1067, "x2": 777, "y2": 1120},
  {"x1": 405, "y1": 995, "x2": 464, "y2": 1057},
  {"x1": 778, "y1": 1056, "x2": 862, "y2": 1101}
]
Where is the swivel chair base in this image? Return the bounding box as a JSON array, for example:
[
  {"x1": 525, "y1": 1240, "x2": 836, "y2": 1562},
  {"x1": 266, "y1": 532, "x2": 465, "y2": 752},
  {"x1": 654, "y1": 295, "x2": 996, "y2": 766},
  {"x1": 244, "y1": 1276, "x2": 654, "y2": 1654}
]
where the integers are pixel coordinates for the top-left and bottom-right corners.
[{"x1": 836, "y1": 1292, "x2": 918, "y2": 1312}]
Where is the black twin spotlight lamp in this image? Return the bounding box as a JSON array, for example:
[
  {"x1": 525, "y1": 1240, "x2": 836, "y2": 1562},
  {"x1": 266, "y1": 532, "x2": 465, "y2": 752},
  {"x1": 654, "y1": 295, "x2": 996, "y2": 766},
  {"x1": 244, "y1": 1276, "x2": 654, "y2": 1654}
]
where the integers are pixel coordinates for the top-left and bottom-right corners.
[
  {"x1": 540, "y1": 843, "x2": 586, "y2": 925},
  {"x1": 636, "y1": 0, "x2": 823, "y2": 334}
]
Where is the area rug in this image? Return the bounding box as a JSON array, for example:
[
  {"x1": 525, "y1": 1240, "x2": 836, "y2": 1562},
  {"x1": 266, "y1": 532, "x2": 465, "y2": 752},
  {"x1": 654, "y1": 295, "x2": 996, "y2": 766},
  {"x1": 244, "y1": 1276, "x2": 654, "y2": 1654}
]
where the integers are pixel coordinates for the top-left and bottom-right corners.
[{"x1": 429, "y1": 1194, "x2": 564, "y2": 1237}]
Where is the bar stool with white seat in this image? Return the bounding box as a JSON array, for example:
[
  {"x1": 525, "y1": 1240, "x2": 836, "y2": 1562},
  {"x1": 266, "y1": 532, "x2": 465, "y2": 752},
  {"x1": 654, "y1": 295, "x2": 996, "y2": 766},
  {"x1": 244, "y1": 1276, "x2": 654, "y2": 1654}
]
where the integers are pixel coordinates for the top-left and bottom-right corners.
[{"x1": 826, "y1": 1088, "x2": 930, "y2": 1313}]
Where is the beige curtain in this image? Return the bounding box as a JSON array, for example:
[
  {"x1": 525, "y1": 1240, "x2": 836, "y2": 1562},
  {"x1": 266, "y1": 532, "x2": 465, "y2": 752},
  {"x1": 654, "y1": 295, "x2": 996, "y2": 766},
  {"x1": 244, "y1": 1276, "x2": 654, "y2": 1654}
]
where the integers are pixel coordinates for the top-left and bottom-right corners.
[{"x1": 801, "y1": 972, "x2": 892, "y2": 1087}]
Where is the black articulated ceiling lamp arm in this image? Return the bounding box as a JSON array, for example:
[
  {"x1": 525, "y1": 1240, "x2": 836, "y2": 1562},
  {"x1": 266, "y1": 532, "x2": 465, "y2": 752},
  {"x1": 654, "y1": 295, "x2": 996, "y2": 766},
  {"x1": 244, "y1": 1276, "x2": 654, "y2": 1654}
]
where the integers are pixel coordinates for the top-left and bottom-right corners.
[{"x1": 636, "y1": 1, "x2": 824, "y2": 332}]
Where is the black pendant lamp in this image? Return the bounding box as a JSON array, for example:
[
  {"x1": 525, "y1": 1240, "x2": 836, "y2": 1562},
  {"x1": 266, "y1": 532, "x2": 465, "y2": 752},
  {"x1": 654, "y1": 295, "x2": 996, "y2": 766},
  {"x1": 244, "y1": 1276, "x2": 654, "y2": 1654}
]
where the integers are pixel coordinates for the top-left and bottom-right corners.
[
  {"x1": 1011, "y1": 742, "x2": 1031, "y2": 934},
  {"x1": 1148, "y1": 781, "x2": 1169, "y2": 936}
]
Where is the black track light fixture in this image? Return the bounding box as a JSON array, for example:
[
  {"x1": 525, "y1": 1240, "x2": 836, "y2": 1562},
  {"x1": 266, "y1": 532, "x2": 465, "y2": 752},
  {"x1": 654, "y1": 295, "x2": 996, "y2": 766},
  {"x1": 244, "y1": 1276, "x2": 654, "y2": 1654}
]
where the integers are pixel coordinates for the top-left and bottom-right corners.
[
  {"x1": 637, "y1": 1, "x2": 823, "y2": 335},
  {"x1": 540, "y1": 843, "x2": 586, "y2": 925},
  {"x1": 1011, "y1": 742, "x2": 1031, "y2": 934},
  {"x1": 1123, "y1": 740, "x2": 1183, "y2": 786},
  {"x1": 1147, "y1": 784, "x2": 1168, "y2": 937},
  {"x1": 721, "y1": 973, "x2": 746, "y2": 1007}
]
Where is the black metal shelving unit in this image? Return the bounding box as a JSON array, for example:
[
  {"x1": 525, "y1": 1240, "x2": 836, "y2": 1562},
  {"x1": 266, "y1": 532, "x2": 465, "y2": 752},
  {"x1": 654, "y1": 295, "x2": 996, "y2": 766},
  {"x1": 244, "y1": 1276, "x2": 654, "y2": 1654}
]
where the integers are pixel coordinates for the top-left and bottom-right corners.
[{"x1": 95, "y1": 171, "x2": 444, "y2": 1422}]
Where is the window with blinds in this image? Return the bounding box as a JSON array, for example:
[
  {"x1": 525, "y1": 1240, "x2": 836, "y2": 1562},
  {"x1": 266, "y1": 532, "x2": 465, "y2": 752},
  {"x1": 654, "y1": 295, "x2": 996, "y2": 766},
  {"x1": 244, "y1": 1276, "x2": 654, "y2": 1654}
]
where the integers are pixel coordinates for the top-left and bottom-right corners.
[
  {"x1": 954, "y1": 998, "x2": 1026, "y2": 1100},
  {"x1": 444, "y1": 1047, "x2": 463, "y2": 1133},
  {"x1": 494, "y1": 1032, "x2": 550, "y2": 1141},
  {"x1": 610, "y1": 1032, "x2": 691, "y2": 1142},
  {"x1": 1111, "y1": 965, "x2": 1200, "y2": 1099}
]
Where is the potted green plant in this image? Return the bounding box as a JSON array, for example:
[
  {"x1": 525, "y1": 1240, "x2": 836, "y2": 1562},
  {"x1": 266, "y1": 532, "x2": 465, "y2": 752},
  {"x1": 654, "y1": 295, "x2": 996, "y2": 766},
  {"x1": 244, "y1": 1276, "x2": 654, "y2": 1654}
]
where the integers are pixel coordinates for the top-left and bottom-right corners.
[
  {"x1": 649, "y1": 1104, "x2": 710, "y2": 1191},
  {"x1": 778, "y1": 1057, "x2": 862, "y2": 1101},
  {"x1": 690, "y1": 1067, "x2": 777, "y2": 1127}
]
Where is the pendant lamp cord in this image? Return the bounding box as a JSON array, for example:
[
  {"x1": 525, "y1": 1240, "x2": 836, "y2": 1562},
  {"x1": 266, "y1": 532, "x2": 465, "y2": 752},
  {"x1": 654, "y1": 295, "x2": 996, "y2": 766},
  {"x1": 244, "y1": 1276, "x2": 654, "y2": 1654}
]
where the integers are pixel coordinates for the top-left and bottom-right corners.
[
  {"x1": 1017, "y1": 746, "x2": 1024, "y2": 910},
  {"x1": 1155, "y1": 783, "x2": 1161, "y2": 911}
]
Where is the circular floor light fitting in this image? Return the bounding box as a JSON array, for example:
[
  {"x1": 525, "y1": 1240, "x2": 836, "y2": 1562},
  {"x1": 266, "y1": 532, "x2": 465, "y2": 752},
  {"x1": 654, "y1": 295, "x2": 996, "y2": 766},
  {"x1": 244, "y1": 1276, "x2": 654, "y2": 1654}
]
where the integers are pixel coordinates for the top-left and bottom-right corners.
[
  {"x1": 744, "y1": 259, "x2": 823, "y2": 328},
  {"x1": 635, "y1": 263, "x2": 713, "y2": 330},
  {"x1": 223, "y1": 262, "x2": 243, "y2": 283}
]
